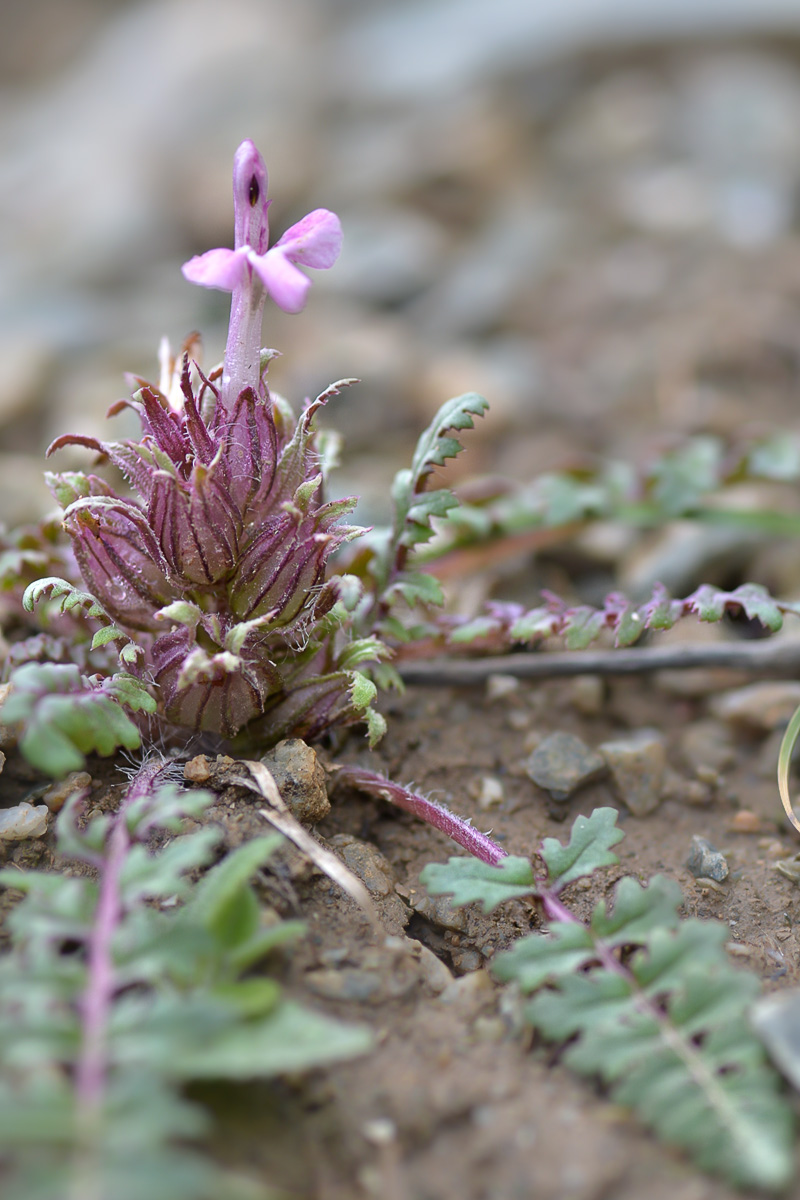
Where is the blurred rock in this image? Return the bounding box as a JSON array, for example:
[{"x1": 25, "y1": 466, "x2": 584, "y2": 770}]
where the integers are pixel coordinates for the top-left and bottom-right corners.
[
  {"x1": 752, "y1": 989, "x2": 800, "y2": 1090},
  {"x1": 327, "y1": 834, "x2": 396, "y2": 897},
  {"x1": 599, "y1": 729, "x2": 666, "y2": 815},
  {"x1": 42, "y1": 771, "x2": 91, "y2": 813},
  {"x1": 710, "y1": 682, "x2": 800, "y2": 732},
  {"x1": 526, "y1": 731, "x2": 607, "y2": 802},
  {"x1": 678, "y1": 718, "x2": 736, "y2": 774},
  {"x1": 686, "y1": 835, "x2": 729, "y2": 882}
]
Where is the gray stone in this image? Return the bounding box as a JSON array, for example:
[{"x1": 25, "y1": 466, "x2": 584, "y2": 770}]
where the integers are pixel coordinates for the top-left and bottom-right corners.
[
  {"x1": 412, "y1": 942, "x2": 455, "y2": 994},
  {"x1": 327, "y1": 834, "x2": 396, "y2": 897},
  {"x1": 599, "y1": 729, "x2": 666, "y2": 816},
  {"x1": 710, "y1": 682, "x2": 800, "y2": 733},
  {"x1": 304, "y1": 968, "x2": 384, "y2": 1003},
  {"x1": 569, "y1": 675, "x2": 605, "y2": 717},
  {"x1": 526, "y1": 732, "x2": 606, "y2": 802},
  {"x1": 259, "y1": 739, "x2": 330, "y2": 824},
  {"x1": 679, "y1": 719, "x2": 736, "y2": 774},
  {"x1": 686, "y1": 835, "x2": 729, "y2": 882},
  {"x1": 775, "y1": 853, "x2": 800, "y2": 884},
  {"x1": 410, "y1": 891, "x2": 468, "y2": 932}
]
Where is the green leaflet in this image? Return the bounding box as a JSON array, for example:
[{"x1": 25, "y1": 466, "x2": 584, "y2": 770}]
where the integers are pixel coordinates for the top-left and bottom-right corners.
[
  {"x1": 0, "y1": 776, "x2": 370, "y2": 1200},
  {"x1": 649, "y1": 435, "x2": 722, "y2": 516},
  {"x1": 22, "y1": 575, "x2": 143, "y2": 665},
  {"x1": 421, "y1": 808, "x2": 624, "y2": 914},
  {"x1": 491, "y1": 923, "x2": 595, "y2": 990},
  {"x1": 539, "y1": 807, "x2": 625, "y2": 888},
  {"x1": 515, "y1": 881, "x2": 794, "y2": 1189},
  {"x1": 367, "y1": 392, "x2": 488, "y2": 604},
  {"x1": 420, "y1": 855, "x2": 536, "y2": 913},
  {"x1": 169, "y1": 1001, "x2": 372, "y2": 1080},
  {"x1": 421, "y1": 809, "x2": 795, "y2": 1191},
  {"x1": 3, "y1": 662, "x2": 155, "y2": 776}
]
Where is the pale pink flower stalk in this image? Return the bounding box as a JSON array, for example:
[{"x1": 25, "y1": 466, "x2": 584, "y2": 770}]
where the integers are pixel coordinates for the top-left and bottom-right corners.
[{"x1": 182, "y1": 139, "x2": 342, "y2": 407}]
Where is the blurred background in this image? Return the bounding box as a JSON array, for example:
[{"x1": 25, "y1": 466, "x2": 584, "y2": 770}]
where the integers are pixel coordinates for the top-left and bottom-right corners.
[{"x1": 5, "y1": 0, "x2": 800, "y2": 602}]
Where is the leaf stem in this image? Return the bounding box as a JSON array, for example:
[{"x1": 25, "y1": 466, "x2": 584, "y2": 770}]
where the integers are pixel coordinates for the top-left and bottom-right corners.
[
  {"x1": 336, "y1": 765, "x2": 507, "y2": 865},
  {"x1": 74, "y1": 759, "x2": 168, "y2": 1122}
]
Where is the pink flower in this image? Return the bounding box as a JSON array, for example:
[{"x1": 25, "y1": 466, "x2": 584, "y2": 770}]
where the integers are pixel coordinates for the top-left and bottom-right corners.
[{"x1": 182, "y1": 142, "x2": 342, "y2": 314}]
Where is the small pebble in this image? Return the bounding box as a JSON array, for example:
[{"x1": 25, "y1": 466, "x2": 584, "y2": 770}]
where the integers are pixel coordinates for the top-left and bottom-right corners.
[
  {"x1": 775, "y1": 853, "x2": 800, "y2": 883},
  {"x1": 184, "y1": 754, "x2": 211, "y2": 783},
  {"x1": 730, "y1": 809, "x2": 762, "y2": 833},
  {"x1": 686, "y1": 835, "x2": 729, "y2": 882},
  {"x1": 599, "y1": 728, "x2": 665, "y2": 816},
  {"x1": 693, "y1": 876, "x2": 727, "y2": 894},
  {"x1": 710, "y1": 681, "x2": 800, "y2": 732},
  {"x1": 695, "y1": 764, "x2": 721, "y2": 787},
  {"x1": 486, "y1": 673, "x2": 519, "y2": 701},
  {"x1": 683, "y1": 779, "x2": 713, "y2": 807},
  {"x1": 678, "y1": 719, "x2": 735, "y2": 774},
  {"x1": 506, "y1": 709, "x2": 530, "y2": 731},
  {"x1": 411, "y1": 891, "x2": 468, "y2": 932},
  {"x1": 260, "y1": 739, "x2": 330, "y2": 823},
  {"x1": 470, "y1": 774, "x2": 505, "y2": 810},
  {"x1": 363, "y1": 1118, "x2": 397, "y2": 1146},
  {"x1": 569, "y1": 675, "x2": 604, "y2": 716},
  {"x1": 452, "y1": 948, "x2": 483, "y2": 973},
  {"x1": 42, "y1": 770, "x2": 91, "y2": 812},
  {"x1": 327, "y1": 834, "x2": 396, "y2": 897},
  {"x1": 0, "y1": 802, "x2": 48, "y2": 840},
  {"x1": 0, "y1": 681, "x2": 19, "y2": 751},
  {"x1": 412, "y1": 943, "x2": 454, "y2": 994},
  {"x1": 751, "y1": 990, "x2": 800, "y2": 1090},
  {"x1": 526, "y1": 731, "x2": 606, "y2": 802}
]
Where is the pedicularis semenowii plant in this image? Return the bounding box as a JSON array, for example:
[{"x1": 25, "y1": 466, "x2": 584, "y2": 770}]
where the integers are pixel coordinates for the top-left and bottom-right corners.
[
  {"x1": 7, "y1": 139, "x2": 500, "y2": 858},
  {"x1": 7, "y1": 138, "x2": 800, "y2": 849},
  {"x1": 13, "y1": 141, "x2": 397, "y2": 760}
]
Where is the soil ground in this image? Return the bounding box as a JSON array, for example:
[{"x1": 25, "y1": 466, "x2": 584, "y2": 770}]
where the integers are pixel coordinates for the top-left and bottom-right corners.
[{"x1": 169, "y1": 660, "x2": 800, "y2": 1200}]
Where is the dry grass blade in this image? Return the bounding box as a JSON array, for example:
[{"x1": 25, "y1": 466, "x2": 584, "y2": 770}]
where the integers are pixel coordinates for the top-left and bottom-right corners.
[
  {"x1": 777, "y1": 705, "x2": 800, "y2": 834},
  {"x1": 237, "y1": 760, "x2": 381, "y2": 928}
]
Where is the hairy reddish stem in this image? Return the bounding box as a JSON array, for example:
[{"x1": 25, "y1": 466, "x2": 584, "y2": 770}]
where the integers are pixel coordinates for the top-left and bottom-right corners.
[
  {"x1": 75, "y1": 759, "x2": 167, "y2": 1117},
  {"x1": 336, "y1": 765, "x2": 507, "y2": 866}
]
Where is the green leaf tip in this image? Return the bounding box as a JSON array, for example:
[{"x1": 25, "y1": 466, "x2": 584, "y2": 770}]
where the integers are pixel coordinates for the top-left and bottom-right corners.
[{"x1": 540, "y1": 806, "x2": 624, "y2": 889}]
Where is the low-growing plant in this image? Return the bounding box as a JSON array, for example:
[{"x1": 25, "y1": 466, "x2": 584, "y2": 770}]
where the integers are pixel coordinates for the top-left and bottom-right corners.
[
  {"x1": 420, "y1": 808, "x2": 796, "y2": 1192},
  {"x1": 4, "y1": 138, "x2": 800, "y2": 1197},
  {"x1": 0, "y1": 759, "x2": 369, "y2": 1200},
  {"x1": 5, "y1": 137, "x2": 800, "y2": 845}
]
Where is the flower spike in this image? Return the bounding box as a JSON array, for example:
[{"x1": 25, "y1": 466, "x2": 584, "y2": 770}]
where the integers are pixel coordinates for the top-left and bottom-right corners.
[
  {"x1": 43, "y1": 140, "x2": 382, "y2": 747},
  {"x1": 182, "y1": 140, "x2": 342, "y2": 406}
]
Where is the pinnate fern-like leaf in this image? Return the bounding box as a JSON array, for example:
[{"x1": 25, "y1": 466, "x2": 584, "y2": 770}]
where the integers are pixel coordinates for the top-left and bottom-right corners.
[
  {"x1": 0, "y1": 771, "x2": 370, "y2": 1200},
  {"x1": 374, "y1": 393, "x2": 488, "y2": 595},
  {"x1": 438, "y1": 581, "x2": 800, "y2": 654},
  {"x1": 3, "y1": 662, "x2": 156, "y2": 775},
  {"x1": 420, "y1": 809, "x2": 795, "y2": 1191},
  {"x1": 420, "y1": 855, "x2": 536, "y2": 913}
]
